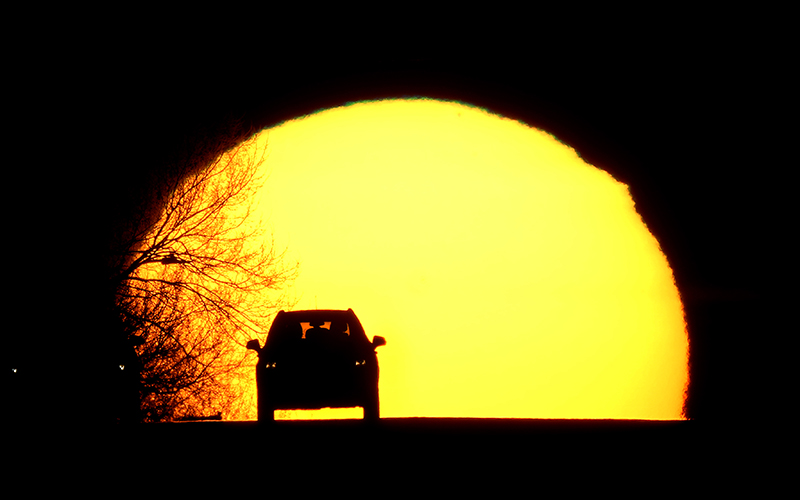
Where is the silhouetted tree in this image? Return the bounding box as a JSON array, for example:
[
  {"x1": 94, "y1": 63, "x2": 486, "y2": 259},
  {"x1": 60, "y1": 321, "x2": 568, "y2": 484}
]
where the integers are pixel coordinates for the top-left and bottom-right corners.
[{"x1": 110, "y1": 128, "x2": 297, "y2": 422}]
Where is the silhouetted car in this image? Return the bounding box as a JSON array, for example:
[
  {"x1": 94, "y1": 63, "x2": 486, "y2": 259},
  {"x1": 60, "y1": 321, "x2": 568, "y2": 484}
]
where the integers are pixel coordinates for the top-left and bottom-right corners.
[{"x1": 246, "y1": 309, "x2": 386, "y2": 422}]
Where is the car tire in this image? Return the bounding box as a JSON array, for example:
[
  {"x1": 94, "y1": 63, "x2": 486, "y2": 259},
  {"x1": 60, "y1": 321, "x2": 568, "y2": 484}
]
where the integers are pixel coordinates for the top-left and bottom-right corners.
[
  {"x1": 363, "y1": 393, "x2": 380, "y2": 422},
  {"x1": 260, "y1": 400, "x2": 275, "y2": 423}
]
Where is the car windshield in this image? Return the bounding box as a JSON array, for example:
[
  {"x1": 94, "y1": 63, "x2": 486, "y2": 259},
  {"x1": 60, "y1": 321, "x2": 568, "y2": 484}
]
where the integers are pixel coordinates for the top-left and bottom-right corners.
[
  {"x1": 265, "y1": 310, "x2": 369, "y2": 349},
  {"x1": 298, "y1": 321, "x2": 350, "y2": 339}
]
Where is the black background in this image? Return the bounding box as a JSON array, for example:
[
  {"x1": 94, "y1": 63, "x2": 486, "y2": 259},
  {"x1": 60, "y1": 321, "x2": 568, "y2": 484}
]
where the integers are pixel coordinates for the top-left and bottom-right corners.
[{"x1": 6, "y1": 18, "x2": 788, "y2": 489}]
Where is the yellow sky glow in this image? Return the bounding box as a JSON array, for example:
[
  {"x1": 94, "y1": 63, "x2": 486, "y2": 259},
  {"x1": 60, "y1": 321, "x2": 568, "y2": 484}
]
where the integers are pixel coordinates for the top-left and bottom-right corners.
[{"x1": 248, "y1": 99, "x2": 687, "y2": 420}]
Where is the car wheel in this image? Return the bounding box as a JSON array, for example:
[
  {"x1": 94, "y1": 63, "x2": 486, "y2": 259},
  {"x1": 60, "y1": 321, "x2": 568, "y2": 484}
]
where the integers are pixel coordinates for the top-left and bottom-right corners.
[
  {"x1": 260, "y1": 400, "x2": 275, "y2": 423},
  {"x1": 363, "y1": 394, "x2": 380, "y2": 422}
]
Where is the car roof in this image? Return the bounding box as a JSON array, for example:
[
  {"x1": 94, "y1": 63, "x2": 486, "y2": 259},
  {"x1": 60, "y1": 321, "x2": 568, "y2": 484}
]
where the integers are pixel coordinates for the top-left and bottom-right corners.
[
  {"x1": 266, "y1": 308, "x2": 369, "y2": 344},
  {"x1": 277, "y1": 309, "x2": 354, "y2": 321}
]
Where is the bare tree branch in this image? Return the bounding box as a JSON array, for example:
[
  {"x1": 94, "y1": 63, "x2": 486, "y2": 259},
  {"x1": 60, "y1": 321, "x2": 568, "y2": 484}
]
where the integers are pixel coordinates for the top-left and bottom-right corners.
[{"x1": 112, "y1": 128, "x2": 297, "y2": 422}]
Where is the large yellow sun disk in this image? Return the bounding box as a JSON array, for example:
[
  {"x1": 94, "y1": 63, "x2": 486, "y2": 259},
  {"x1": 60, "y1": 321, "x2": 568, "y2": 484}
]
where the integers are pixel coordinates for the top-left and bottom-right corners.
[{"x1": 250, "y1": 99, "x2": 688, "y2": 420}]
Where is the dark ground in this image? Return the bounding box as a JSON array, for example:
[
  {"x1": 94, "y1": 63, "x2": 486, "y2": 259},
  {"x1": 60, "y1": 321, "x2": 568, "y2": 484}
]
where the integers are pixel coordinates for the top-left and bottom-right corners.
[{"x1": 10, "y1": 418, "x2": 774, "y2": 495}]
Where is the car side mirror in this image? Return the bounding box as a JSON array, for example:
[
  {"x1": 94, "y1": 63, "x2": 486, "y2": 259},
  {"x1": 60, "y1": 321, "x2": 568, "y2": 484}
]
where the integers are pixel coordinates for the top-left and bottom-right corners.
[
  {"x1": 372, "y1": 336, "x2": 386, "y2": 348},
  {"x1": 246, "y1": 339, "x2": 262, "y2": 352}
]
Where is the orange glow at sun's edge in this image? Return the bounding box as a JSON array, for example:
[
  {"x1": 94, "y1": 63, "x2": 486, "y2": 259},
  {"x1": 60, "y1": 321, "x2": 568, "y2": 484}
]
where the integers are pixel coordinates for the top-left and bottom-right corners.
[{"x1": 241, "y1": 98, "x2": 688, "y2": 420}]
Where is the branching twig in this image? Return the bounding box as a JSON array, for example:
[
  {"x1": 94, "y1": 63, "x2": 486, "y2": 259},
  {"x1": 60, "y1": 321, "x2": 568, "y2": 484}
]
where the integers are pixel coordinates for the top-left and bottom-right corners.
[{"x1": 113, "y1": 130, "x2": 297, "y2": 422}]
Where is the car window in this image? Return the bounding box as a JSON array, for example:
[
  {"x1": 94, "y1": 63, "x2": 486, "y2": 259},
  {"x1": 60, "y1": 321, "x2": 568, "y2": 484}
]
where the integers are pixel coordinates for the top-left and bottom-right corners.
[{"x1": 300, "y1": 321, "x2": 350, "y2": 339}]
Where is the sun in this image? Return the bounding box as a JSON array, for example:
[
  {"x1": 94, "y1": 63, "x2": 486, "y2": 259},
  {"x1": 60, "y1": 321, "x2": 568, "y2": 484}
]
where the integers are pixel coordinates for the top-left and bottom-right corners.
[{"x1": 247, "y1": 98, "x2": 688, "y2": 420}]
